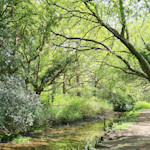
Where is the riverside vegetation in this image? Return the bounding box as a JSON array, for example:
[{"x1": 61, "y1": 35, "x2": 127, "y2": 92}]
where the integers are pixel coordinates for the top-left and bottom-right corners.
[{"x1": 0, "y1": 0, "x2": 150, "y2": 149}]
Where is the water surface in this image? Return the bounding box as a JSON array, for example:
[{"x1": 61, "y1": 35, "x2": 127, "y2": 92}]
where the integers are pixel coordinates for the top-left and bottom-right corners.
[{"x1": 0, "y1": 121, "x2": 106, "y2": 150}]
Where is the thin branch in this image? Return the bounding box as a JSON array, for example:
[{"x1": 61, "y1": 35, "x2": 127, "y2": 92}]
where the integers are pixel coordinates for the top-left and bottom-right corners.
[
  {"x1": 82, "y1": 25, "x2": 101, "y2": 38},
  {"x1": 141, "y1": 37, "x2": 150, "y2": 52},
  {"x1": 52, "y1": 30, "x2": 148, "y2": 79},
  {"x1": 102, "y1": 62, "x2": 148, "y2": 79},
  {"x1": 51, "y1": 30, "x2": 111, "y2": 51},
  {"x1": 53, "y1": 43, "x2": 107, "y2": 51}
]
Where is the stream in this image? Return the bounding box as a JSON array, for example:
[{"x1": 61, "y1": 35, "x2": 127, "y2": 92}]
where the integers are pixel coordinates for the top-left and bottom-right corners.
[{"x1": 0, "y1": 120, "x2": 108, "y2": 150}]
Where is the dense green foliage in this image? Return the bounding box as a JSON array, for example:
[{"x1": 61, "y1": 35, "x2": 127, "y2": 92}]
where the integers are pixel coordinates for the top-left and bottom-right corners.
[
  {"x1": 110, "y1": 91, "x2": 136, "y2": 112},
  {"x1": 43, "y1": 94, "x2": 112, "y2": 125},
  {"x1": 0, "y1": 76, "x2": 41, "y2": 133}
]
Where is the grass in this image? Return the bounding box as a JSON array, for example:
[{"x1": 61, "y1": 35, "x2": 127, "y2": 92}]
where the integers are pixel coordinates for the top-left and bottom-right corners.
[
  {"x1": 112, "y1": 122, "x2": 133, "y2": 131},
  {"x1": 13, "y1": 136, "x2": 32, "y2": 143},
  {"x1": 134, "y1": 101, "x2": 150, "y2": 110}
]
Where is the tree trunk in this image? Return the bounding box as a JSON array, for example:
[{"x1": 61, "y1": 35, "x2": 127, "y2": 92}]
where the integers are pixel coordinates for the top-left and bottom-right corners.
[
  {"x1": 63, "y1": 73, "x2": 66, "y2": 94},
  {"x1": 77, "y1": 74, "x2": 82, "y2": 97},
  {"x1": 76, "y1": 47, "x2": 82, "y2": 97},
  {"x1": 85, "y1": 4, "x2": 150, "y2": 82},
  {"x1": 94, "y1": 79, "x2": 98, "y2": 97},
  {"x1": 96, "y1": 16, "x2": 150, "y2": 81}
]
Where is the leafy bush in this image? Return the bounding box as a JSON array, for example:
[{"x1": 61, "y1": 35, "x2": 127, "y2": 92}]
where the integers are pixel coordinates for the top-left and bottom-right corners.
[
  {"x1": 51, "y1": 104, "x2": 82, "y2": 124},
  {"x1": 110, "y1": 90, "x2": 136, "y2": 112},
  {"x1": 45, "y1": 94, "x2": 112, "y2": 125},
  {"x1": 0, "y1": 76, "x2": 41, "y2": 133},
  {"x1": 48, "y1": 99, "x2": 83, "y2": 124}
]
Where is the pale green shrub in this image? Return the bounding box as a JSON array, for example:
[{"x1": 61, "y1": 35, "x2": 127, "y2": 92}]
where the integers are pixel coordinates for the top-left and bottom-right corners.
[
  {"x1": 47, "y1": 94, "x2": 112, "y2": 124},
  {"x1": 0, "y1": 76, "x2": 41, "y2": 133}
]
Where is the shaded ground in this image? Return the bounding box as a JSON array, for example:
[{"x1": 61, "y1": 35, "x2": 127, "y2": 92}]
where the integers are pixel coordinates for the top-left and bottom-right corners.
[{"x1": 98, "y1": 109, "x2": 150, "y2": 150}]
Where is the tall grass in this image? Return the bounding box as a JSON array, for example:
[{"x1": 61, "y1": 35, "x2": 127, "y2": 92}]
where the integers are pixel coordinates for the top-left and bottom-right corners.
[{"x1": 41, "y1": 94, "x2": 113, "y2": 125}]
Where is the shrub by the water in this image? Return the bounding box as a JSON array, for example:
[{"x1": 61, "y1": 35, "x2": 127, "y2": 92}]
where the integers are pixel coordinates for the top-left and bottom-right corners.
[
  {"x1": 0, "y1": 76, "x2": 41, "y2": 134},
  {"x1": 42, "y1": 94, "x2": 112, "y2": 125},
  {"x1": 110, "y1": 90, "x2": 136, "y2": 112}
]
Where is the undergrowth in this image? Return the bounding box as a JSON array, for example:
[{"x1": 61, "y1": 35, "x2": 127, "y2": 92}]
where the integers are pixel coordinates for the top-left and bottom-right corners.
[
  {"x1": 134, "y1": 101, "x2": 150, "y2": 110},
  {"x1": 40, "y1": 94, "x2": 113, "y2": 125}
]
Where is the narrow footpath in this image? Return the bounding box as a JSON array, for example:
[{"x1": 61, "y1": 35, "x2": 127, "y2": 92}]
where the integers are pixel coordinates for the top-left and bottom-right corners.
[{"x1": 98, "y1": 109, "x2": 150, "y2": 150}]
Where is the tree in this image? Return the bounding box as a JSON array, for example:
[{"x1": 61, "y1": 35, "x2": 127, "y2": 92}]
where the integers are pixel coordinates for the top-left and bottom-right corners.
[
  {"x1": 0, "y1": 0, "x2": 25, "y2": 75},
  {"x1": 0, "y1": 0, "x2": 74, "y2": 95},
  {"x1": 46, "y1": 0, "x2": 150, "y2": 82}
]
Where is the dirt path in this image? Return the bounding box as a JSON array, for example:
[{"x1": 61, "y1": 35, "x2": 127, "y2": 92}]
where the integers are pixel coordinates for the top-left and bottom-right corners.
[{"x1": 98, "y1": 110, "x2": 150, "y2": 150}]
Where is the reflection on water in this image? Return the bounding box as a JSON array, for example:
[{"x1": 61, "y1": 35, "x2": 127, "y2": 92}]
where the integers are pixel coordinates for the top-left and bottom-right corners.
[{"x1": 0, "y1": 121, "x2": 105, "y2": 150}]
